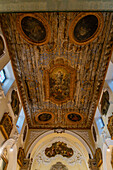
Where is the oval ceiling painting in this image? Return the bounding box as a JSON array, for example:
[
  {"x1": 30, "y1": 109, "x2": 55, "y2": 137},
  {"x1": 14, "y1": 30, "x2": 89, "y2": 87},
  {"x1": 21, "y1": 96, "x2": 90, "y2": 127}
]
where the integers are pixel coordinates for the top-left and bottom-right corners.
[
  {"x1": 17, "y1": 14, "x2": 51, "y2": 45},
  {"x1": 74, "y1": 15, "x2": 98, "y2": 42},
  {"x1": 69, "y1": 13, "x2": 103, "y2": 45},
  {"x1": 0, "y1": 35, "x2": 5, "y2": 57},
  {"x1": 67, "y1": 113, "x2": 82, "y2": 122},
  {"x1": 38, "y1": 113, "x2": 52, "y2": 122},
  {"x1": 21, "y1": 16, "x2": 46, "y2": 42},
  {"x1": 35, "y1": 112, "x2": 54, "y2": 124}
]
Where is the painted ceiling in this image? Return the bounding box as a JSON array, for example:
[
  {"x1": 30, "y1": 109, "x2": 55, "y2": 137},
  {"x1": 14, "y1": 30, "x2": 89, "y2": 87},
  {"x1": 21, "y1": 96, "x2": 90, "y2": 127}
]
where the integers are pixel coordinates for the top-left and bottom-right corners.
[{"x1": 0, "y1": 12, "x2": 113, "y2": 129}]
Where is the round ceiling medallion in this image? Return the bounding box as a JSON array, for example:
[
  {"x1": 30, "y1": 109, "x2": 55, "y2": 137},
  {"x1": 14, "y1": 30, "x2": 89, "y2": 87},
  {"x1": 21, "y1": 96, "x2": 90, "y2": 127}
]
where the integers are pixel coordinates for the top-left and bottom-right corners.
[
  {"x1": 69, "y1": 13, "x2": 103, "y2": 45},
  {"x1": 66, "y1": 112, "x2": 83, "y2": 123},
  {"x1": 17, "y1": 13, "x2": 51, "y2": 45},
  {"x1": 35, "y1": 112, "x2": 54, "y2": 124}
]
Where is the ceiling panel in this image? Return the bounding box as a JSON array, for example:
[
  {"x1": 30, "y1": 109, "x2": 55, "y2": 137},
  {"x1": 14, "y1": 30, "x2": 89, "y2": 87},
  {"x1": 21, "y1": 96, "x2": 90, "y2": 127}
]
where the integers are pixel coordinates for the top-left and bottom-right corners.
[{"x1": 1, "y1": 12, "x2": 113, "y2": 129}]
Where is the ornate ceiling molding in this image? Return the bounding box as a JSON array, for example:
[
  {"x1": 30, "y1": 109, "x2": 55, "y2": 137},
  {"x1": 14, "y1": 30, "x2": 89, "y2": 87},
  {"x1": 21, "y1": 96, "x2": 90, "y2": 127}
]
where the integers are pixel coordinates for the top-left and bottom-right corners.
[{"x1": 1, "y1": 12, "x2": 113, "y2": 129}]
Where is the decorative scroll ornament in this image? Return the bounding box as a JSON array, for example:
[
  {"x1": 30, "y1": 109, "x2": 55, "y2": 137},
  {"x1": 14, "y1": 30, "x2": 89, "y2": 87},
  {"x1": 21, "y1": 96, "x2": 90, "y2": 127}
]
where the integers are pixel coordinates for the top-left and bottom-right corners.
[
  {"x1": 95, "y1": 148, "x2": 103, "y2": 167},
  {"x1": 107, "y1": 113, "x2": 113, "y2": 140},
  {"x1": 0, "y1": 112, "x2": 13, "y2": 139},
  {"x1": 36, "y1": 150, "x2": 82, "y2": 166}
]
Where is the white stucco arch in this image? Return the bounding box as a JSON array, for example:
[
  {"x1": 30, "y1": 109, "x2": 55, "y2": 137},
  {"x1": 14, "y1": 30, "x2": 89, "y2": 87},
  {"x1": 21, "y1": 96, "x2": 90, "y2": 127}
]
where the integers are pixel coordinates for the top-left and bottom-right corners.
[
  {"x1": 0, "y1": 138, "x2": 17, "y2": 170},
  {"x1": 26, "y1": 130, "x2": 93, "y2": 159},
  {"x1": 103, "y1": 138, "x2": 113, "y2": 170},
  {"x1": 7, "y1": 86, "x2": 17, "y2": 103}
]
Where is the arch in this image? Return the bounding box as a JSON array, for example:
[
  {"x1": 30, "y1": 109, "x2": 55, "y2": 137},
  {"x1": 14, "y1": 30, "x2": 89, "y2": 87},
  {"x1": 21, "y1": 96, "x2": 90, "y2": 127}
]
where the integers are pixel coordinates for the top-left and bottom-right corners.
[
  {"x1": 7, "y1": 86, "x2": 17, "y2": 103},
  {"x1": 0, "y1": 138, "x2": 17, "y2": 170},
  {"x1": 103, "y1": 138, "x2": 113, "y2": 170},
  {"x1": 100, "y1": 90, "x2": 110, "y2": 116},
  {"x1": 26, "y1": 130, "x2": 93, "y2": 158}
]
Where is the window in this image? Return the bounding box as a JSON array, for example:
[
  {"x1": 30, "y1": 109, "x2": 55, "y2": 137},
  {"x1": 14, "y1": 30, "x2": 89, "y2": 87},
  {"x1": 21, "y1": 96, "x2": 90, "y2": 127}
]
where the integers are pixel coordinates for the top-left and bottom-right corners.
[
  {"x1": 96, "y1": 117, "x2": 105, "y2": 135},
  {"x1": 95, "y1": 107, "x2": 105, "y2": 135},
  {"x1": 0, "y1": 69, "x2": 6, "y2": 83},
  {"x1": 1, "y1": 61, "x2": 15, "y2": 95},
  {"x1": 100, "y1": 91, "x2": 110, "y2": 116},
  {"x1": 16, "y1": 107, "x2": 25, "y2": 134},
  {"x1": 107, "y1": 80, "x2": 113, "y2": 92}
]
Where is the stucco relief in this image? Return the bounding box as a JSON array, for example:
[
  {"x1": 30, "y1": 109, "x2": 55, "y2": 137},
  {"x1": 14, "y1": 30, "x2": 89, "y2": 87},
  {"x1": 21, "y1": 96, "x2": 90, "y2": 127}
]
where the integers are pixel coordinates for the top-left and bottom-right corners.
[{"x1": 35, "y1": 137, "x2": 83, "y2": 166}]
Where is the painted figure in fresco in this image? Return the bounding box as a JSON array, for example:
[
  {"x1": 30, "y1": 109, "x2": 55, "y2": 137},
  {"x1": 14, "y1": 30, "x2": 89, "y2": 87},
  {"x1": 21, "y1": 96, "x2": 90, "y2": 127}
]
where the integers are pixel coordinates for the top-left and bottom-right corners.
[
  {"x1": 49, "y1": 68, "x2": 70, "y2": 101},
  {"x1": 68, "y1": 113, "x2": 81, "y2": 122},
  {"x1": 74, "y1": 15, "x2": 98, "y2": 42},
  {"x1": 21, "y1": 16, "x2": 46, "y2": 42},
  {"x1": 45, "y1": 141, "x2": 73, "y2": 158},
  {"x1": 38, "y1": 113, "x2": 52, "y2": 122}
]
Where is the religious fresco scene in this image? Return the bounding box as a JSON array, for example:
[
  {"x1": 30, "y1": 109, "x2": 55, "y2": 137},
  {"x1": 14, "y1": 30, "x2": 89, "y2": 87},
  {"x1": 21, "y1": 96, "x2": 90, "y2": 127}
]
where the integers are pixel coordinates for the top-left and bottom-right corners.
[
  {"x1": 74, "y1": 15, "x2": 98, "y2": 42},
  {"x1": 0, "y1": 12, "x2": 113, "y2": 130},
  {"x1": 49, "y1": 67, "x2": 70, "y2": 102},
  {"x1": 44, "y1": 58, "x2": 76, "y2": 105},
  {"x1": 45, "y1": 142, "x2": 73, "y2": 158},
  {"x1": 38, "y1": 113, "x2": 52, "y2": 122},
  {"x1": 67, "y1": 113, "x2": 82, "y2": 122},
  {"x1": 21, "y1": 16, "x2": 46, "y2": 43}
]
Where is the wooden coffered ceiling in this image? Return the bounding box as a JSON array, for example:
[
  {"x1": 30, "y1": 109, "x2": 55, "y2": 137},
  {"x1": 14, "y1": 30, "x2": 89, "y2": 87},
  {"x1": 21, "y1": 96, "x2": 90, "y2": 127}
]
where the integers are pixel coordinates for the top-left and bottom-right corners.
[{"x1": 0, "y1": 12, "x2": 113, "y2": 129}]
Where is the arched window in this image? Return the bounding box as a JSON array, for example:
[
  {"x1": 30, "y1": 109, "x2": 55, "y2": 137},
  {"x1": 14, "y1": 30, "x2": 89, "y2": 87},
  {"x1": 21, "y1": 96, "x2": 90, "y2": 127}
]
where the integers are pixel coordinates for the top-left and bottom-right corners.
[{"x1": 100, "y1": 91, "x2": 110, "y2": 116}]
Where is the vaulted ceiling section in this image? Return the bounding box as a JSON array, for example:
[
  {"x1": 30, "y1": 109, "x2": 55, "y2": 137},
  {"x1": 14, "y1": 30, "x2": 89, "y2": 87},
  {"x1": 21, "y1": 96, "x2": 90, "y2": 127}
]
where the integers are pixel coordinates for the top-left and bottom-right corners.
[{"x1": 0, "y1": 12, "x2": 113, "y2": 129}]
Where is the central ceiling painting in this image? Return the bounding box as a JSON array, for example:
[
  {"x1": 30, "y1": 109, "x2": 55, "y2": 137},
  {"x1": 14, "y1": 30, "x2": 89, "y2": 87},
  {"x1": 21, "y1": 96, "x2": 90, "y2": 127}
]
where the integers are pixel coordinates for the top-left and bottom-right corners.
[
  {"x1": 43, "y1": 58, "x2": 76, "y2": 104},
  {"x1": 1, "y1": 12, "x2": 113, "y2": 129}
]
